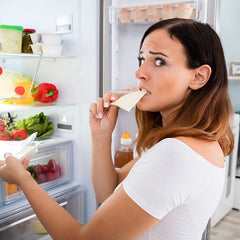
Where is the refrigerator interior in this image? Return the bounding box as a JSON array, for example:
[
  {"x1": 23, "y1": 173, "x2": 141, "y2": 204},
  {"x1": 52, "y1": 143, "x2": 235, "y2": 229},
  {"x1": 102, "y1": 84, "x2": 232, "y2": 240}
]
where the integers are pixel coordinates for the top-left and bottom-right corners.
[{"x1": 0, "y1": 0, "x2": 100, "y2": 225}]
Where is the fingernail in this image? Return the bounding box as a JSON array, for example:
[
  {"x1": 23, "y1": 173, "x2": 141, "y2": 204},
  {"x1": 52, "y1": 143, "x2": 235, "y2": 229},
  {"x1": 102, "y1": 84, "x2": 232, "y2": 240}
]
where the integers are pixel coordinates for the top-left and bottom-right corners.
[
  {"x1": 4, "y1": 153, "x2": 12, "y2": 159},
  {"x1": 110, "y1": 96, "x2": 116, "y2": 101},
  {"x1": 96, "y1": 112, "x2": 103, "y2": 119},
  {"x1": 104, "y1": 102, "x2": 109, "y2": 108}
]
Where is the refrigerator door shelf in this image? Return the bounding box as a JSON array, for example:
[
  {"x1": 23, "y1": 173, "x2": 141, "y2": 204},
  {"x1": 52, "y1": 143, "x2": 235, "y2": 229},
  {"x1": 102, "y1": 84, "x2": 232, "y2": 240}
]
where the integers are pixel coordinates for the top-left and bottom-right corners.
[
  {"x1": 0, "y1": 139, "x2": 73, "y2": 205},
  {"x1": 0, "y1": 183, "x2": 84, "y2": 239},
  {"x1": 109, "y1": 0, "x2": 200, "y2": 24}
]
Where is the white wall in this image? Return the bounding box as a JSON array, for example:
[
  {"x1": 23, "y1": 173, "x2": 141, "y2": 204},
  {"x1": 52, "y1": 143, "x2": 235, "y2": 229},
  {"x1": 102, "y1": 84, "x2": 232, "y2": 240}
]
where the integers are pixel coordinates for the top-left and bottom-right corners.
[{"x1": 219, "y1": 0, "x2": 240, "y2": 111}]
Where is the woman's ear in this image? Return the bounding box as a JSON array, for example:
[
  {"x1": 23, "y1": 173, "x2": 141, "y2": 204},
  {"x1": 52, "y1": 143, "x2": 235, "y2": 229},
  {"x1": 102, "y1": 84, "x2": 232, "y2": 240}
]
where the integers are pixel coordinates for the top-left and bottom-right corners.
[{"x1": 189, "y1": 64, "x2": 212, "y2": 90}]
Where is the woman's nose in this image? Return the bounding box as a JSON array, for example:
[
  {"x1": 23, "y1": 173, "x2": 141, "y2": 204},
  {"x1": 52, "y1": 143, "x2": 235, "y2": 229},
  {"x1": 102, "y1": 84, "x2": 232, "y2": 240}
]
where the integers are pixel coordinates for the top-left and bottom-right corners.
[{"x1": 135, "y1": 64, "x2": 148, "y2": 82}]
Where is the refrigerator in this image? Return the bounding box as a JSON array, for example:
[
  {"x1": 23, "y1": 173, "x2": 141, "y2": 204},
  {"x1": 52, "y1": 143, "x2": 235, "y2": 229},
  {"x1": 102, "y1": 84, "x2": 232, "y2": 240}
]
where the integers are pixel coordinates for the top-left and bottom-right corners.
[
  {"x1": 0, "y1": 0, "x2": 221, "y2": 239},
  {"x1": 100, "y1": 0, "x2": 219, "y2": 158},
  {"x1": 0, "y1": 0, "x2": 100, "y2": 238}
]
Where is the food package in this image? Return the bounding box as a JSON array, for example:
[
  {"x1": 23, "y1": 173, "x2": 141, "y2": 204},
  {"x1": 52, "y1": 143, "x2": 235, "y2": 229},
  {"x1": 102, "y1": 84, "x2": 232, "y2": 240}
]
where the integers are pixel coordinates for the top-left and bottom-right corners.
[
  {"x1": 177, "y1": 4, "x2": 194, "y2": 19},
  {"x1": 160, "y1": 5, "x2": 177, "y2": 20},
  {"x1": 0, "y1": 25, "x2": 23, "y2": 53},
  {"x1": 118, "y1": 8, "x2": 132, "y2": 23},
  {"x1": 146, "y1": 6, "x2": 160, "y2": 22},
  {"x1": 0, "y1": 70, "x2": 35, "y2": 104}
]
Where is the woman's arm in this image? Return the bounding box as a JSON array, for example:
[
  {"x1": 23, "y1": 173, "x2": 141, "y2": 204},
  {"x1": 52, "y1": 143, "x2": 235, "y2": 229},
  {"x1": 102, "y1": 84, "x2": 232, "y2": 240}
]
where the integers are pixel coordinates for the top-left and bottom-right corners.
[
  {"x1": 0, "y1": 155, "x2": 159, "y2": 240},
  {"x1": 89, "y1": 94, "x2": 119, "y2": 203},
  {"x1": 19, "y1": 171, "x2": 83, "y2": 240},
  {"x1": 91, "y1": 134, "x2": 118, "y2": 203}
]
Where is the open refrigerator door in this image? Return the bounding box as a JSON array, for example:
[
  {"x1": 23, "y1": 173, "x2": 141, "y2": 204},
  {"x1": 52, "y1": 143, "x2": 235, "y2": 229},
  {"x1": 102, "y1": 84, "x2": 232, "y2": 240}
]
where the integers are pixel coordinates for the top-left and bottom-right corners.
[{"x1": 101, "y1": 0, "x2": 216, "y2": 155}]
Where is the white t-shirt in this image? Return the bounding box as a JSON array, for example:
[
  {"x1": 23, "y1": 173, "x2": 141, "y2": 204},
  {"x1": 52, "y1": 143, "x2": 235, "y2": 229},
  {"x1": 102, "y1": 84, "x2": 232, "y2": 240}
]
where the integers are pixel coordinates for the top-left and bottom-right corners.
[{"x1": 122, "y1": 138, "x2": 225, "y2": 240}]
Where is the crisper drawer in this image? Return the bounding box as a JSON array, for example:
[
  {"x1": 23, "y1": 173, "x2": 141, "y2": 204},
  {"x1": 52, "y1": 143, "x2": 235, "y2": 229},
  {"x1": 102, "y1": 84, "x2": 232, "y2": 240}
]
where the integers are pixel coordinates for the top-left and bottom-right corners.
[
  {"x1": 0, "y1": 139, "x2": 73, "y2": 205},
  {"x1": 0, "y1": 184, "x2": 84, "y2": 240}
]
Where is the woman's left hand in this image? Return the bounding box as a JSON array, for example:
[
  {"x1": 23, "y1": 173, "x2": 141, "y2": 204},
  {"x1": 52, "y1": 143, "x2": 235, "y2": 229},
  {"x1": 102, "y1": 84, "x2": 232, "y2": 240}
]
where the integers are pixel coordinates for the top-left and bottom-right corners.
[{"x1": 0, "y1": 153, "x2": 30, "y2": 185}]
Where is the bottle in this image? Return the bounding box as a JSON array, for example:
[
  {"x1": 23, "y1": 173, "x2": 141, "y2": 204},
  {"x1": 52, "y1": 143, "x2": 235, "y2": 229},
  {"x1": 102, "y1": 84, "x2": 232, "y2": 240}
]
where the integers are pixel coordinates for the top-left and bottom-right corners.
[{"x1": 114, "y1": 132, "x2": 133, "y2": 168}]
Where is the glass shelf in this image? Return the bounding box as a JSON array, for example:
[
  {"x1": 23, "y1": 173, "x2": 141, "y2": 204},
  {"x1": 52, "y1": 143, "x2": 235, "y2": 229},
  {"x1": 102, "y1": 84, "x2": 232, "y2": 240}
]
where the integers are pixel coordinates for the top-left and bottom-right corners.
[
  {"x1": 228, "y1": 76, "x2": 240, "y2": 81},
  {"x1": 0, "y1": 52, "x2": 77, "y2": 59},
  {"x1": 0, "y1": 102, "x2": 77, "y2": 113}
]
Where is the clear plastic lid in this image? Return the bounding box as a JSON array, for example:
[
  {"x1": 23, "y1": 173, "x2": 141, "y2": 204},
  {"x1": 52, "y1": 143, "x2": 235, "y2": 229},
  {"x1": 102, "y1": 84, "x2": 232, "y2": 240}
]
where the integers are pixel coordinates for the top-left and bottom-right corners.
[{"x1": 0, "y1": 24, "x2": 23, "y2": 31}]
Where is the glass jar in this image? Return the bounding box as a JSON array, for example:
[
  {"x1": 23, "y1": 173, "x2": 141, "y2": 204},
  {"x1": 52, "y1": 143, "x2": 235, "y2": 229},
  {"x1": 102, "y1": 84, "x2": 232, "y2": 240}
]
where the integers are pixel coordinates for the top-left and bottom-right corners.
[{"x1": 22, "y1": 28, "x2": 36, "y2": 53}]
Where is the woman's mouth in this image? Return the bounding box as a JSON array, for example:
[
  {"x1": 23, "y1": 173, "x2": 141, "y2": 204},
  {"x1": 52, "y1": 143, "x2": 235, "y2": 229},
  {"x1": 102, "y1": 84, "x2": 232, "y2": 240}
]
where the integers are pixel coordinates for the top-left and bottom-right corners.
[{"x1": 140, "y1": 88, "x2": 151, "y2": 95}]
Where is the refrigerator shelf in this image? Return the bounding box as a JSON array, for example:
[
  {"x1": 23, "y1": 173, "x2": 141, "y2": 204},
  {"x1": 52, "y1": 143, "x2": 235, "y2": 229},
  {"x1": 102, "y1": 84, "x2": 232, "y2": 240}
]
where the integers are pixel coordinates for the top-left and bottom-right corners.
[
  {"x1": 0, "y1": 52, "x2": 78, "y2": 60},
  {"x1": 228, "y1": 75, "x2": 240, "y2": 81},
  {"x1": 0, "y1": 101, "x2": 78, "y2": 113}
]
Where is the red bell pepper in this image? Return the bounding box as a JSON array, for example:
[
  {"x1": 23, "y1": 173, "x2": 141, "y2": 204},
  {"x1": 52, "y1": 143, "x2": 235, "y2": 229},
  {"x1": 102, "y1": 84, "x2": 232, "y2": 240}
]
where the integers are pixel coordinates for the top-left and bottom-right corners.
[{"x1": 33, "y1": 83, "x2": 59, "y2": 103}]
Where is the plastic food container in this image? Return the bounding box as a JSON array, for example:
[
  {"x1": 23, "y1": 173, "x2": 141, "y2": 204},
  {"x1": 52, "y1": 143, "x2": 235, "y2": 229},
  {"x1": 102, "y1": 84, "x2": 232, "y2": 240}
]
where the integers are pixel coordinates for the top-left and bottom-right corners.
[
  {"x1": 118, "y1": 8, "x2": 132, "y2": 23},
  {"x1": 29, "y1": 33, "x2": 41, "y2": 44},
  {"x1": 41, "y1": 34, "x2": 62, "y2": 45},
  {"x1": 177, "y1": 4, "x2": 194, "y2": 19},
  {"x1": 0, "y1": 70, "x2": 34, "y2": 102},
  {"x1": 160, "y1": 5, "x2": 177, "y2": 20},
  {"x1": 3, "y1": 183, "x2": 21, "y2": 202},
  {"x1": 26, "y1": 140, "x2": 73, "y2": 189},
  {"x1": 42, "y1": 44, "x2": 63, "y2": 56},
  {"x1": 0, "y1": 139, "x2": 73, "y2": 205},
  {"x1": 0, "y1": 25, "x2": 23, "y2": 53},
  {"x1": 30, "y1": 43, "x2": 43, "y2": 54}
]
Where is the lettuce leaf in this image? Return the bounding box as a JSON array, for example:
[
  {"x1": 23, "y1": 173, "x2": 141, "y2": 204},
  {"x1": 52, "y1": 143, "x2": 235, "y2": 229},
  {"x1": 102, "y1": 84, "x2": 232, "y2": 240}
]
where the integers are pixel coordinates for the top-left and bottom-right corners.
[{"x1": 15, "y1": 112, "x2": 53, "y2": 137}]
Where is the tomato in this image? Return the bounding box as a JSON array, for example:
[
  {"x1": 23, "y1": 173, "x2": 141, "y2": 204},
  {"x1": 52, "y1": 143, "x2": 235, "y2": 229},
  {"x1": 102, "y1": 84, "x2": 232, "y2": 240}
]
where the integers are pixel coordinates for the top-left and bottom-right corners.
[
  {"x1": 11, "y1": 129, "x2": 28, "y2": 141},
  {"x1": 0, "y1": 119, "x2": 6, "y2": 132},
  {"x1": 0, "y1": 130, "x2": 10, "y2": 141}
]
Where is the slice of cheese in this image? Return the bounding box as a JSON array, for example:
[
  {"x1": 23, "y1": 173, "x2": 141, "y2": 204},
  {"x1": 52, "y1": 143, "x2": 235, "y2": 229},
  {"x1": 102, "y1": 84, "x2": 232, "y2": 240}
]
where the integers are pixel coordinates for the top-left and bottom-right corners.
[{"x1": 111, "y1": 89, "x2": 147, "y2": 112}]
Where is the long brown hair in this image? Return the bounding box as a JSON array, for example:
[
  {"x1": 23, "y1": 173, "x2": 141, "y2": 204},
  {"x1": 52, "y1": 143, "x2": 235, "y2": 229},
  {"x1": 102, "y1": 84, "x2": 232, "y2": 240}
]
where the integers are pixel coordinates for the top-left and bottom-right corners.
[{"x1": 135, "y1": 18, "x2": 234, "y2": 156}]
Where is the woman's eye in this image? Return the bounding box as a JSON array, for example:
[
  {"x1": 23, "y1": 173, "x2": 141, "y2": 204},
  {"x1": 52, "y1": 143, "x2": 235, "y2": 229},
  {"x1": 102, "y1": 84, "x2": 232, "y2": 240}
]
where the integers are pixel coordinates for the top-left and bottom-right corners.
[
  {"x1": 138, "y1": 57, "x2": 145, "y2": 67},
  {"x1": 155, "y1": 58, "x2": 165, "y2": 67}
]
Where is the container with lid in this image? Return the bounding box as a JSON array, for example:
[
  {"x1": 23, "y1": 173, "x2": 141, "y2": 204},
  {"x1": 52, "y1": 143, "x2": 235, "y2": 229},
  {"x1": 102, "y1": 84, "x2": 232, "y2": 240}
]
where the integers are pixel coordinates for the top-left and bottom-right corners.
[
  {"x1": 22, "y1": 28, "x2": 36, "y2": 53},
  {"x1": 0, "y1": 24, "x2": 23, "y2": 53},
  {"x1": 114, "y1": 132, "x2": 133, "y2": 168}
]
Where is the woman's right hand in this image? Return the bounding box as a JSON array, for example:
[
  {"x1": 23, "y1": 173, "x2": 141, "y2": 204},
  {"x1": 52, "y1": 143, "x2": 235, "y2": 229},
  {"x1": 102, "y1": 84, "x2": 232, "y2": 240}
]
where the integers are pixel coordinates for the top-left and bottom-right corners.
[
  {"x1": 89, "y1": 92, "x2": 120, "y2": 138},
  {"x1": 0, "y1": 153, "x2": 30, "y2": 185}
]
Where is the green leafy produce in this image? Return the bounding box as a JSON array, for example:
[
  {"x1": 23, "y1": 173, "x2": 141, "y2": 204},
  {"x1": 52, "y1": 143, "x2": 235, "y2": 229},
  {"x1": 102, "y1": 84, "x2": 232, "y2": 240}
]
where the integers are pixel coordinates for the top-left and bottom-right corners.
[
  {"x1": 0, "y1": 70, "x2": 32, "y2": 84},
  {"x1": 15, "y1": 112, "x2": 53, "y2": 137}
]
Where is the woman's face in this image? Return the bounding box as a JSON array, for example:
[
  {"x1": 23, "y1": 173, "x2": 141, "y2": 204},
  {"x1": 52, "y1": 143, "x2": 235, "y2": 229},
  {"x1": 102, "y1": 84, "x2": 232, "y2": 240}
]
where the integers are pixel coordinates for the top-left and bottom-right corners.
[{"x1": 135, "y1": 29, "x2": 195, "y2": 120}]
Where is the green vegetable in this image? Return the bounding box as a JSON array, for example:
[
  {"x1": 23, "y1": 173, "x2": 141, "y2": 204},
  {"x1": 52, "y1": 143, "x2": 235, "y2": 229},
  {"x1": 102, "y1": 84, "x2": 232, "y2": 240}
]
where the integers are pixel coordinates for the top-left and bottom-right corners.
[
  {"x1": 15, "y1": 112, "x2": 53, "y2": 137},
  {"x1": 0, "y1": 71, "x2": 32, "y2": 84}
]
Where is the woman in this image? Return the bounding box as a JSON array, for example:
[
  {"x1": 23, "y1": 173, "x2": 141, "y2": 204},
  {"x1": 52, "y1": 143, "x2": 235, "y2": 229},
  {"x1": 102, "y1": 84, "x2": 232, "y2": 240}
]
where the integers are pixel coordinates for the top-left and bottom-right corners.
[{"x1": 0, "y1": 18, "x2": 234, "y2": 240}]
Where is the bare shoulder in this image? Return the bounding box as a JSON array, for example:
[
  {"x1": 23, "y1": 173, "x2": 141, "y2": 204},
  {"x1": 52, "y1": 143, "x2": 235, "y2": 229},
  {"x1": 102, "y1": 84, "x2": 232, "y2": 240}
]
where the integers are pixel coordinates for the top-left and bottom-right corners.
[{"x1": 174, "y1": 136, "x2": 224, "y2": 168}]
